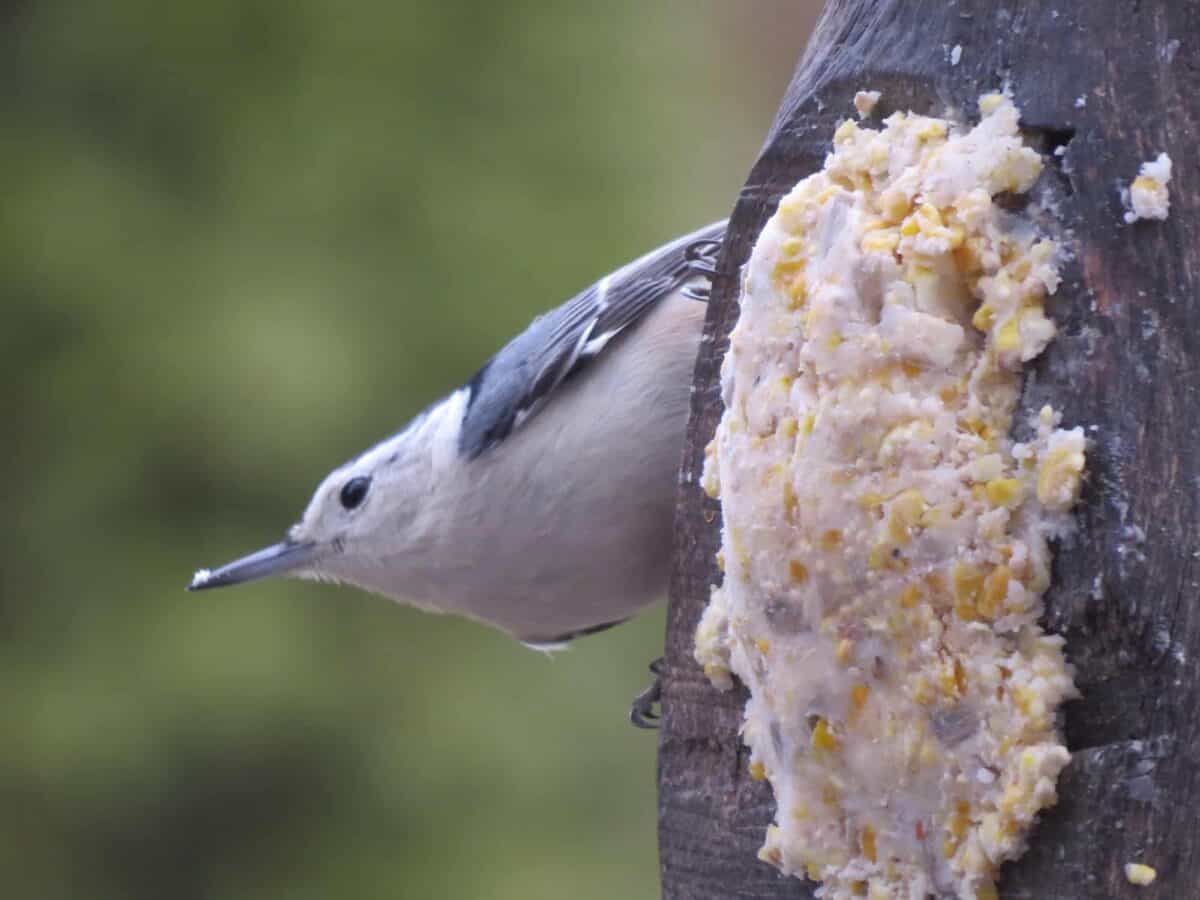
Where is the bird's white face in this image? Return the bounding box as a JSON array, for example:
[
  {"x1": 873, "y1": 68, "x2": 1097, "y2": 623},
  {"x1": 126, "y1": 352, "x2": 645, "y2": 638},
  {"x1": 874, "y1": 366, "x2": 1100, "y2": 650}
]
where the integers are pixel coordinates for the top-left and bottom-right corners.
[{"x1": 286, "y1": 439, "x2": 431, "y2": 582}]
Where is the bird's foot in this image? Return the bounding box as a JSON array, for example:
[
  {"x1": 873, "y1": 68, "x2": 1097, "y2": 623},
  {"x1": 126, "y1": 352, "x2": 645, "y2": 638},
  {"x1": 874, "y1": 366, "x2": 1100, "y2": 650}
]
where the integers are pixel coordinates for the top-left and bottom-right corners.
[
  {"x1": 630, "y1": 657, "x2": 665, "y2": 729},
  {"x1": 680, "y1": 238, "x2": 722, "y2": 301},
  {"x1": 684, "y1": 238, "x2": 721, "y2": 277}
]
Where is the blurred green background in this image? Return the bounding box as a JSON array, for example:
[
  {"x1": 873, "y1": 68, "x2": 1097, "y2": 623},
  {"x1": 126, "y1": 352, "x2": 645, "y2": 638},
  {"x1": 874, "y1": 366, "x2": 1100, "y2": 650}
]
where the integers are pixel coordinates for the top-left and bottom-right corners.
[{"x1": 2, "y1": 2, "x2": 817, "y2": 897}]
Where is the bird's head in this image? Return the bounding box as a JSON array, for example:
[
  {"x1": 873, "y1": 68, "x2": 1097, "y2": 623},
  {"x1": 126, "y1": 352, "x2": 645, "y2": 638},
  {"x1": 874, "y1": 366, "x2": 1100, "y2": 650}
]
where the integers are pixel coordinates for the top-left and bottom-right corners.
[{"x1": 189, "y1": 394, "x2": 463, "y2": 596}]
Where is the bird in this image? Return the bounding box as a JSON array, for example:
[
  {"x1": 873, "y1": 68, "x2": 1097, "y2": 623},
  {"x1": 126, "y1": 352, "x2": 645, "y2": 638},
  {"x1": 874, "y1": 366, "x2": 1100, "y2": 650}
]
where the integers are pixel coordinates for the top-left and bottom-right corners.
[{"x1": 190, "y1": 220, "x2": 726, "y2": 723}]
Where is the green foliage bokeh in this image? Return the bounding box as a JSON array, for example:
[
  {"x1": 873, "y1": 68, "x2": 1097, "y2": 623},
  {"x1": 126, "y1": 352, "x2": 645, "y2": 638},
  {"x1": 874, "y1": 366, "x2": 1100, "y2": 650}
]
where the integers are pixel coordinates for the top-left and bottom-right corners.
[{"x1": 1, "y1": 2, "x2": 814, "y2": 897}]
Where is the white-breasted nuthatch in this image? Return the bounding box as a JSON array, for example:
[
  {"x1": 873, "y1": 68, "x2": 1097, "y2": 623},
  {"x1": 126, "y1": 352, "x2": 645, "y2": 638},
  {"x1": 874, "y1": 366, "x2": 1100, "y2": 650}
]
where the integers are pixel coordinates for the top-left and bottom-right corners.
[{"x1": 191, "y1": 221, "x2": 725, "y2": 664}]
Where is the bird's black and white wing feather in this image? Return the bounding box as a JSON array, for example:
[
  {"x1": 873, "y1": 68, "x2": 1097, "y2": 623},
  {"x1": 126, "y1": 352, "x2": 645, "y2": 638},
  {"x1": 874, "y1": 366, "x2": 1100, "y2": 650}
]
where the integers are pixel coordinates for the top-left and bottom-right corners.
[{"x1": 457, "y1": 220, "x2": 726, "y2": 460}]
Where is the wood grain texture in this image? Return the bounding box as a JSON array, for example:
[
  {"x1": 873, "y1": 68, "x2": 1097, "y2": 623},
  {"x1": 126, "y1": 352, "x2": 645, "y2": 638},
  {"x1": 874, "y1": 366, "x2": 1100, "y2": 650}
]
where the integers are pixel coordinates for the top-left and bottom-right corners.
[{"x1": 659, "y1": 2, "x2": 1199, "y2": 897}]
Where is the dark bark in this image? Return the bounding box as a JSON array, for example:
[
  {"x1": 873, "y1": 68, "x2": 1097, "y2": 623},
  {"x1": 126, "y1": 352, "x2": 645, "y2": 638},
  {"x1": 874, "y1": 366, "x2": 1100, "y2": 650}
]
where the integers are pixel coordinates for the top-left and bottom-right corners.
[{"x1": 659, "y1": 1, "x2": 1200, "y2": 897}]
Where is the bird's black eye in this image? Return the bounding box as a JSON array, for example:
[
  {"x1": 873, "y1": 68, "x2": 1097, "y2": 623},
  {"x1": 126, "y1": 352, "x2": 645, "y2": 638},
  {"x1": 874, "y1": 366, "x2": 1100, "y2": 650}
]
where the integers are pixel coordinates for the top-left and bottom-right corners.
[{"x1": 339, "y1": 476, "x2": 371, "y2": 510}]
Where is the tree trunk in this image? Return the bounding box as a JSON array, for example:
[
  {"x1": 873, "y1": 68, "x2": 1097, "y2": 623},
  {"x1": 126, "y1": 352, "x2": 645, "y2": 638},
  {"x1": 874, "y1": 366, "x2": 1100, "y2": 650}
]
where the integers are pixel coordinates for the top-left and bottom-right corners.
[{"x1": 659, "y1": 1, "x2": 1199, "y2": 897}]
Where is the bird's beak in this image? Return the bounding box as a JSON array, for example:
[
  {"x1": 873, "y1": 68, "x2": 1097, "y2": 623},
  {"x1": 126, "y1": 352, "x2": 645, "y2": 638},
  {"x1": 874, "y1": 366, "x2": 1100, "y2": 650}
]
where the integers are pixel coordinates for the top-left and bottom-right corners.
[{"x1": 188, "y1": 539, "x2": 318, "y2": 591}]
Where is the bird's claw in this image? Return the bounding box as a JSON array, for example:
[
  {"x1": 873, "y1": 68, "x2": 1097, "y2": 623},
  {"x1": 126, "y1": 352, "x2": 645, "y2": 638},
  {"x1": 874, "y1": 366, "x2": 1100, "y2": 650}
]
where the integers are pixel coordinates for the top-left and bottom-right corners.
[
  {"x1": 680, "y1": 237, "x2": 721, "y2": 302},
  {"x1": 630, "y1": 658, "x2": 665, "y2": 729},
  {"x1": 684, "y1": 238, "x2": 721, "y2": 276}
]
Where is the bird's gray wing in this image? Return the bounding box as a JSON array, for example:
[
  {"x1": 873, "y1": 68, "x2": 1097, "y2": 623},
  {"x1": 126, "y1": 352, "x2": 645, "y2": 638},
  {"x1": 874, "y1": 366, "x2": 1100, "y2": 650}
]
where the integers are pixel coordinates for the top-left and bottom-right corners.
[{"x1": 457, "y1": 219, "x2": 725, "y2": 460}]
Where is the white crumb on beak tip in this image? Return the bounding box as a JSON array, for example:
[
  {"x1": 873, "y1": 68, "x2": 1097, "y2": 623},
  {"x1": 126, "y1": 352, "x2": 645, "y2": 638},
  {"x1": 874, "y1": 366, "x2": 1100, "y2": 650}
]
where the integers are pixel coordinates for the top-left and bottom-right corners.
[
  {"x1": 191, "y1": 568, "x2": 213, "y2": 587},
  {"x1": 1123, "y1": 152, "x2": 1173, "y2": 223}
]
